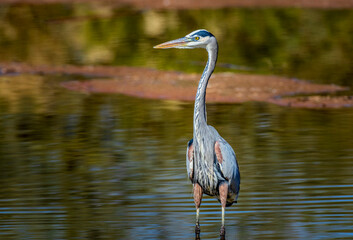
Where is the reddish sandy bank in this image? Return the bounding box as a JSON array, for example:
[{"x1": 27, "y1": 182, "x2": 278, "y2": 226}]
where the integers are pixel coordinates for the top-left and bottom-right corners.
[{"x1": 1, "y1": 62, "x2": 352, "y2": 108}]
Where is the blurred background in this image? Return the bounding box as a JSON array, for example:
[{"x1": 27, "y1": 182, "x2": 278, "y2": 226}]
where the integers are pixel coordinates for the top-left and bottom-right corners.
[{"x1": 0, "y1": 1, "x2": 353, "y2": 239}]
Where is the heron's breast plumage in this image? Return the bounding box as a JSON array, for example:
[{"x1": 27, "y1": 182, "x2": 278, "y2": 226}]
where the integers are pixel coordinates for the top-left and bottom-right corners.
[{"x1": 193, "y1": 138, "x2": 221, "y2": 196}]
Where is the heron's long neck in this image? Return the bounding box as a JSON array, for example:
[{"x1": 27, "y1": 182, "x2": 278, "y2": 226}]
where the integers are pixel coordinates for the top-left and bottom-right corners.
[{"x1": 193, "y1": 44, "x2": 218, "y2": 137}]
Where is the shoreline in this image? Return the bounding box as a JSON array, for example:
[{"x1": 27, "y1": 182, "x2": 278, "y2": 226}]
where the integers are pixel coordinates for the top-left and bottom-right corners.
[{"x1": 1, "y1": 62, "x2": 352, "y2": 109}]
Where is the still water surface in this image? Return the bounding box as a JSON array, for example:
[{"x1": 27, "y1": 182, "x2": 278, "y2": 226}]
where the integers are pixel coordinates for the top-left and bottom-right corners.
[
  {"x1": 0, "y1": 74, "x2": 352, "y2": 239},
  {"x1": 0, "y1": 3, "x2": 353, "y2": 240}
]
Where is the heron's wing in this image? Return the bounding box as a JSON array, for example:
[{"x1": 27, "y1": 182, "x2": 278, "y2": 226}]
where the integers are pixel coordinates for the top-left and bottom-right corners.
[
  {"x1": 186, "y1": 139, "x2": 194, "y2": 182},
  {"x1": 215, "y1": 139, "x2": 240, "y2": 195}
]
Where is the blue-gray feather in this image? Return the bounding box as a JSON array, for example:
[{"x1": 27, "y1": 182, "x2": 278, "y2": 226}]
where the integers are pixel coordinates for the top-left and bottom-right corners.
[{"x1": 214, "y1": 135, "x2": 240, "y2": 201}]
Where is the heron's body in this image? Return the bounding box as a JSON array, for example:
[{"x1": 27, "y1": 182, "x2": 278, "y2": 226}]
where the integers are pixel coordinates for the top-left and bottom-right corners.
[
  {"x1": 188, "y1": 128, "x2": 239, "y2": 205},
  {"x1": 154, "y1": 29, "x2": 240, "y2": 237}
]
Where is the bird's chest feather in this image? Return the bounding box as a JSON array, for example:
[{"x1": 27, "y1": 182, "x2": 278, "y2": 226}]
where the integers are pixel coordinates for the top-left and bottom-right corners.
[
  {"x1": 193, "y1": 138, "x2": 218, "y2": 195},
  {"x1": 194, "y1": 139, "x2": 214, "y2": 165}
]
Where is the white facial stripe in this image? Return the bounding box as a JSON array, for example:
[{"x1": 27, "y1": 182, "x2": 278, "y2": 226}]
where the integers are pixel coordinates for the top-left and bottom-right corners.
[{"x1": 190, "y1": 36, "x2": 209, "y2": 43}]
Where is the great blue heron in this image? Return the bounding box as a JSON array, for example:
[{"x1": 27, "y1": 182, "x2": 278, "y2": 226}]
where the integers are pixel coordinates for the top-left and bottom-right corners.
[{"x1": 154, "y1": 29, "x2": 240, "y2": 237}]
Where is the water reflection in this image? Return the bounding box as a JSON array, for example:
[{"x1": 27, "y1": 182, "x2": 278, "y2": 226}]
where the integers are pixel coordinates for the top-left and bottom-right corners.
[
  {"x1": 0, "y1": 73, "x2": 353, "y2": 239},
  {"x1": 0, "y1": 4, "x2": 353, "y2": 87}
]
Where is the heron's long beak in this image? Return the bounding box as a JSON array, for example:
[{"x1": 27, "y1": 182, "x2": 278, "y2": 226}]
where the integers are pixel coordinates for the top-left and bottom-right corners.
[{"x1": 154, "y1": 37, "x2": 190, "y2": 49}]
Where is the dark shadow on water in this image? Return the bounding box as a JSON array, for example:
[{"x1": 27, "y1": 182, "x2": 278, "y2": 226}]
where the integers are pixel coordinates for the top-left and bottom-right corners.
[
  {"x1": 194, "y1": 234, "x2": 227, "y2": 240},
  {"x1": 195, "y1": 225, "x2": 201, "y2": 240},
  {"x1": 194, "y1": 229, "x2": 228, "y2": 240}
]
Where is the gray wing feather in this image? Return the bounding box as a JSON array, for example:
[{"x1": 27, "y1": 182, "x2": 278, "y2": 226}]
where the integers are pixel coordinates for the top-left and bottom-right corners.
[{"x1": 217, "y1": 138, "x2": 240, "y2": 195}]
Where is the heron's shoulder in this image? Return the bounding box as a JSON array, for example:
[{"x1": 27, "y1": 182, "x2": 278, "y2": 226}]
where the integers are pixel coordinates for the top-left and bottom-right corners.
[
  {"x1": 207, "y1": 126, "x2": 229, "y2": 144},
  {"x1": 207, "y1": 125, "x2": 234, "y2": 149},
  {"x1": 207, "y1": 125, "x2": 220, "y2": 136}
]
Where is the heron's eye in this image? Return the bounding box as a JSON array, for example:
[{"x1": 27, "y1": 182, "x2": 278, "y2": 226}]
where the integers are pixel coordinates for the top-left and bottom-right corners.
[{"x1": 194, "y1": 36, "x2": 200, "y2": 41}]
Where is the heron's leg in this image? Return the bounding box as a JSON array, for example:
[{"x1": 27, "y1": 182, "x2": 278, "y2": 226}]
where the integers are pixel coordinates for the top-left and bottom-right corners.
[
  {"x1": 193, "y1": 183, "x2": 203, "y2": 234},
  {"x1": 219, "y1": 182, "x2": 228, "y2": 236}
]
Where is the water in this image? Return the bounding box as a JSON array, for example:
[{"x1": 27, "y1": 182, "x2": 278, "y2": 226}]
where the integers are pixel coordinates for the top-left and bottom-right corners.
[
  {"x1": 1, "y1": 73, "x2": 352, "y2": 239},
  {"x1": 1, "y1": 3, "x2": 353, "y2": 240}
]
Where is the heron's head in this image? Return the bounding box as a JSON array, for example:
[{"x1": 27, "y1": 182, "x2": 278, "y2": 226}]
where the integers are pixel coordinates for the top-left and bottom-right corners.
[{"x1": 154, "y1": 29, "x2": 217, "y2": 50}]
